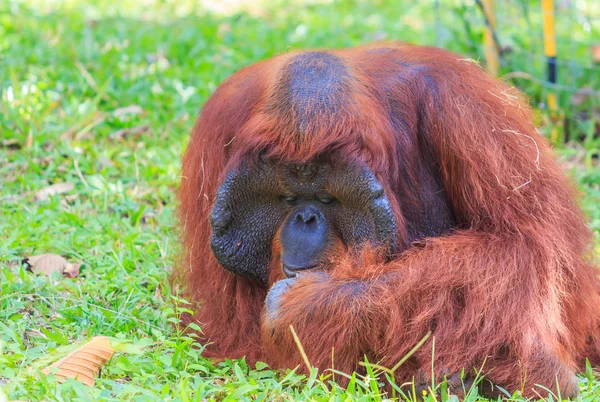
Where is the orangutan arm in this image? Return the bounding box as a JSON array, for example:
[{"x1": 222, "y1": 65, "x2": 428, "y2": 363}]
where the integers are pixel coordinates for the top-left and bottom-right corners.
[{"x1": 262, "y1": 230, "x2": 582, "y2": 398}]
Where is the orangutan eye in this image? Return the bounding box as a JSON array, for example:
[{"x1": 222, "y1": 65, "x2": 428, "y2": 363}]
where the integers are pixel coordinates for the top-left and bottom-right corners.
[
  {"x1": 281, "y1": 195, "x2": 298, "y2": 204},
  {"x1": 318, "y1": 194, "x2": 335, "y2": 204}
]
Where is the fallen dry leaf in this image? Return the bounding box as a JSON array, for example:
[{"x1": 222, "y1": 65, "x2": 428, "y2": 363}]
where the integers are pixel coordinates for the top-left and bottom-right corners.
[
  {"x1": 112, "y1": 105, "x2": 143, "y2": 118},
  {"x1": 23, "y1": 254, "x2": 82, "y2": 278},
  {"x1": 62, "y1": 262, "x2": 82, "y2": 278},
  {"x1": 65, "y1": 194, "x2": 79, "y2": 204},
  {"x1": 145, "y1": 51, "x2": 170, "y2": 70},
  {"x1": 153, "y1": 285, "x2": 163, "y2": 301},
  {"x1": 26, "y1": 130, "x2": 34, "y2": 148},
  {"x1": 1, "y1": 139, "x2": 21, "y2": 150},
  {"x1": 34, "y1": 182, "x2": 74, "y2": 201},
  {"x1": 109, "y1": 124, "x2": 150, "y2": 142},
  {"x1": 571, "y1": 87, "x2": 600, "y2": 107},
  {"x1": 592, "y1": 44, "x2": 600, "y2": 63},
  {"x1": 42, "y1": 336, "x2": 115, "y2": 386}
]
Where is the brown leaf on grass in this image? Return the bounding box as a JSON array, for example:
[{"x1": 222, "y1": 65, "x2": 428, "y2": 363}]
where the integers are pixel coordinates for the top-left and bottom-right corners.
[
  {"x1": 65, "y1": 194, "x2": 79, "y2": 204},
  {"x1": 1, "y1": 139, "x2": 21, "y2": 149},
  {"x1": 571, "y1": 88, "x2": 600, "y2": 107},
  {"x1": 62, "y1": 262, "x2": 82, "y2": 278},
  {"x1": 109, "y1": 124, "x2": 150, "y2": 142},
  {"x1": 23, "y1": 254, "x2": 82, "y2": 278},
  {"x1": 26, "y1": 130, "x2": 34, "y2": 148},
  {"x1": 34, "y1": 182, "x2": 74, "y2": 201},
  {"x1": 592, "y1": 44, "x2": 600, "y2": 63},
  {"x1": 42, "y1": 336, "x2": 115, "y2": 386},
  {"x1": 145, "y1": 51, "x2": 170, "y2": 70},
  {"x1": 112, "y1": 105, "x2": 143, "y2": 119}
]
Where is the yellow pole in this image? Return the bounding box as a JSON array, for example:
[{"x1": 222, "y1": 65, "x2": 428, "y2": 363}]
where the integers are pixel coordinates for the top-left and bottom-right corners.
[
  {"x1": 541, "y1": 0, "x2": 560, "y2": 142},
  {"x1": 482, "y1": 0, "x2": 499, "y2": 75}
]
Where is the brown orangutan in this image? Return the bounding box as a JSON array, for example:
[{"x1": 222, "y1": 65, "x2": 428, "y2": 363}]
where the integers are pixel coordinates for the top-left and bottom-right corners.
[{"x1": 175, "y1": 42, "x2": 600, "y2": 398}]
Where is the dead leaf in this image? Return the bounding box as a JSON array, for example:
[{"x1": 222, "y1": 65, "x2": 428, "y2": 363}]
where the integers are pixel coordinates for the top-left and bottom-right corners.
[
  {"x1": 23, "y1": 254, "x2": 82, "y2": 278},
  {"x1": 592, "y1": 44, "x2": 600, "y2": 63},
  {"x1": 153, "y1": 285, "x2": 163, "y2": 301},
  {"x1": 65, "y1": 194, "x2": 79, "y2": 204},
  {"x1": 42, "y1": 336, "x2": 115, "y2": 386},
  {"x1": 62, "y1": 262, "x2": 82, "y2": 278},
  {"x1": 26, "y1": 130, "x2": 34, "y2": 148},
  {"x1": 109, "y1": 124, "x2": 150, "y2": 142},
  {"x1": 97, "y1": 156, "x2": 114, "y2": 170},
  {"x1": 25, "y1": 328, "x2": 47, "y2": 340},
  {"x1": 571, "y1": 87, "x2": 600, "y2": 107},
  {"x1": 112, "y1": 105, "x2": 143, "y2": 118},
  {"x1": 34, "y1": 182, "x2": 74, "y2": 201},
  {"x1": 1, "y1": 139, "x2": 21, "y2": 149},
  {"x1": 145, "y1": 51, "x2": 170, "y2": 70},
  {"x1": 217, "y1": 23, "x2": 231, "y2": 36}
]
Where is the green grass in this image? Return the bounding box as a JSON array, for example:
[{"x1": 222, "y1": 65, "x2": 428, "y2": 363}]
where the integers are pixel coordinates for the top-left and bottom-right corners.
[{"x1": 1, "y1": 0, "x2": 600, "y2": 400}]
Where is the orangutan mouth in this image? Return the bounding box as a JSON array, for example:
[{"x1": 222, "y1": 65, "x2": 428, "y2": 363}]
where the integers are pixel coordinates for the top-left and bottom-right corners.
[{"x1": 282, "y1": 263, "x2": 317, "y2": 278}]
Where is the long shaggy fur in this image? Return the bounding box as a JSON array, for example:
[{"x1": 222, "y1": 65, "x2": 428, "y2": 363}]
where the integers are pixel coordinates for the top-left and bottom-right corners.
[{"x1": 176, "y1": 42, "x2": 600, "y2": 397}]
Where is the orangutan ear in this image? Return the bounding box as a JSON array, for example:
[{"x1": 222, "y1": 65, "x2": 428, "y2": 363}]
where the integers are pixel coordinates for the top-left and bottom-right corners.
[{"x1": 210, "y1": 162, "x2": 287, "y2": 286}]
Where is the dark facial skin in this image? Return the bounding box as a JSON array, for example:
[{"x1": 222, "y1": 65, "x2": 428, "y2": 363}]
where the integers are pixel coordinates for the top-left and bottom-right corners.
[{"x1": 209, "y1": 156, "x2": 398, "y2": 286}]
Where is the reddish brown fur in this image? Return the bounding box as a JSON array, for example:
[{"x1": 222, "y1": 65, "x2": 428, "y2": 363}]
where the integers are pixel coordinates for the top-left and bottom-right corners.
[{"x1": 176, "y1": 42, "x2": 600, "y2": 397}]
